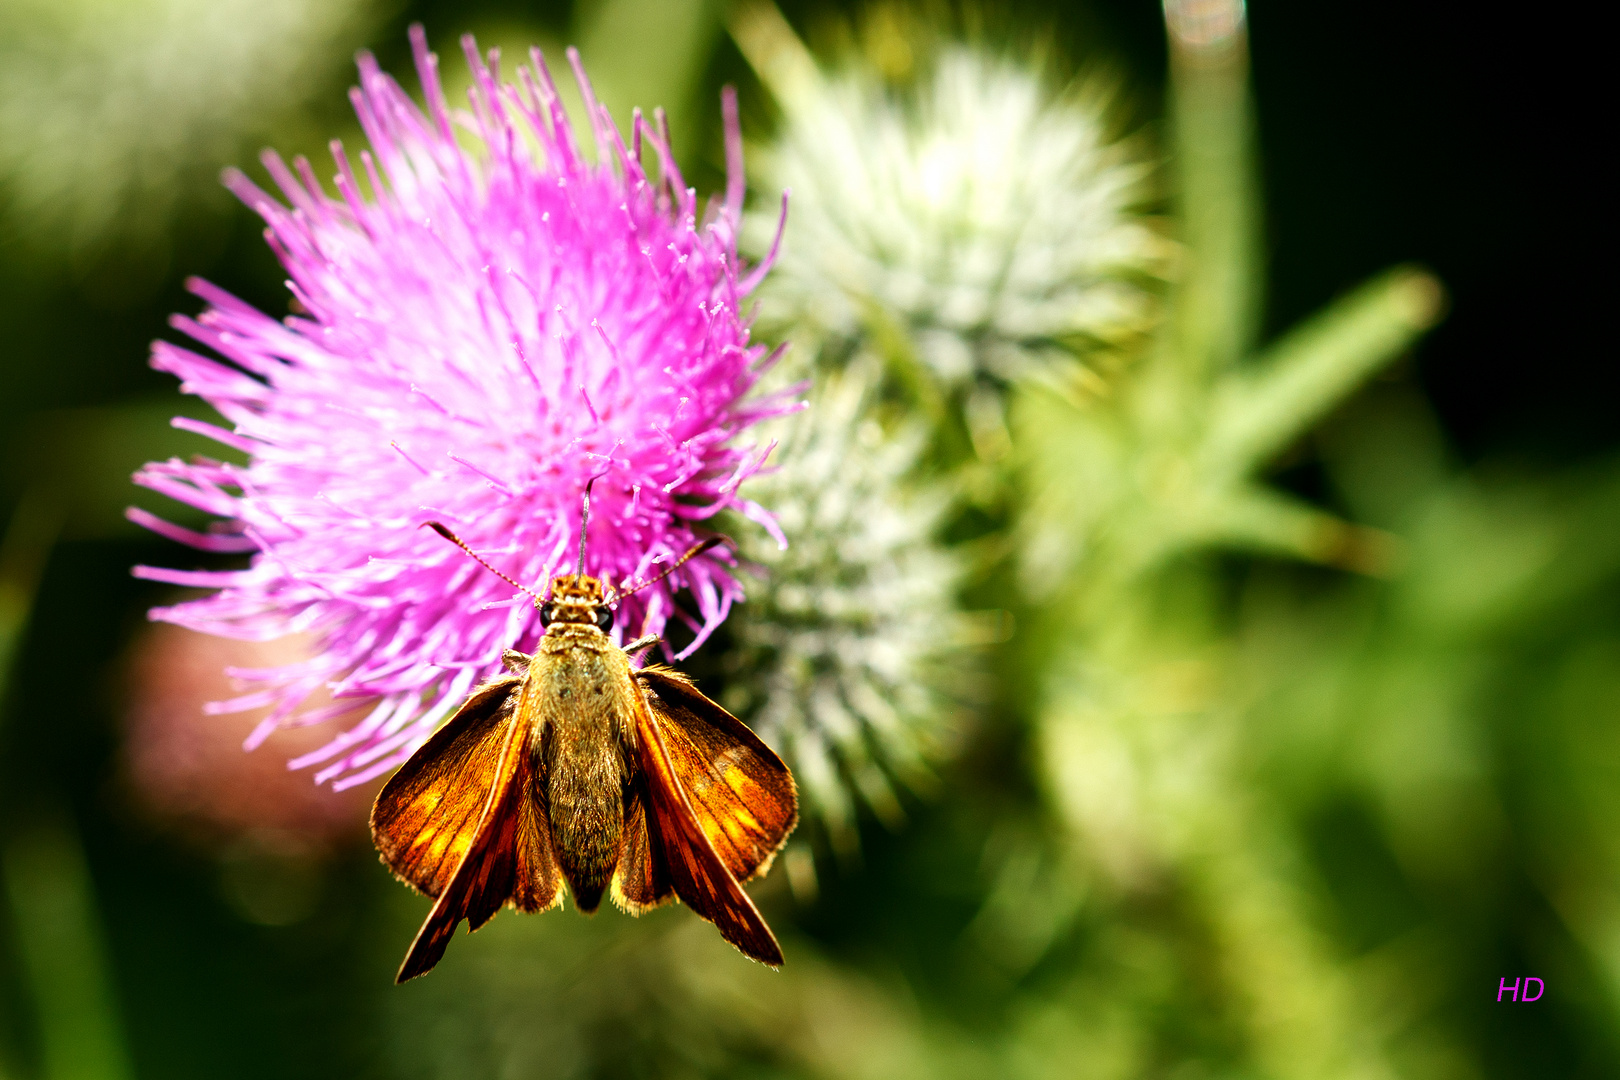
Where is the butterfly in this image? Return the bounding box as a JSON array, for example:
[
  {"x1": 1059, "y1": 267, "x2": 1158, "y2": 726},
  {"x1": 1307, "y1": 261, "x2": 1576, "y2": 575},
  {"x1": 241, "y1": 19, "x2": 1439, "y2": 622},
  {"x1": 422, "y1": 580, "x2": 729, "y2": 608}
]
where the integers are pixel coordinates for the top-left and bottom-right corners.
[{"x1": 370, "y1": 490, "x2": 798, "y2": 982}]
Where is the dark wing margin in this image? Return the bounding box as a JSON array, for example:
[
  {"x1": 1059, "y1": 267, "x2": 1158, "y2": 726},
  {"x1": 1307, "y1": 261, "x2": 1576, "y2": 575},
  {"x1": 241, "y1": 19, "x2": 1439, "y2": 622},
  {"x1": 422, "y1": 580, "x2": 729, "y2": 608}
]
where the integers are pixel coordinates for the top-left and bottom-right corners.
[
  {"x1": 636, "y1": 666, "x2": 798, "y2": 882},
  {"x1": 631, "y1": 675, "x2": 786, "y2": 966}
]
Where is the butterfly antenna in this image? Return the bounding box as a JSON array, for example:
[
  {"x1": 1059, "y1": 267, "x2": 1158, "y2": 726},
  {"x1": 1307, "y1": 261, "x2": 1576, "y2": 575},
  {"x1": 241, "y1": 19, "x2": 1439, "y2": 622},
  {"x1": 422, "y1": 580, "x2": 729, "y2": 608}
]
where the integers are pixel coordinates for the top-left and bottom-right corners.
[
  {"x1": 422, "y1": 522, "x2": 543, "y2": 604},
  {"x1": 612, "y1": 535, "x2": 731, "y2": 604}
]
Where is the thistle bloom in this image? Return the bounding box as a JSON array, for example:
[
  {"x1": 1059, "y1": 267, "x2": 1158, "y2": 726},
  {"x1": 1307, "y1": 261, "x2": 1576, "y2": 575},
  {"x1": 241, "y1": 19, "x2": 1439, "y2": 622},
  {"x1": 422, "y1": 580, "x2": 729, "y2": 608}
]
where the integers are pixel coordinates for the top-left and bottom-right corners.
[{"x1": 133, "y1": 27, "x2": 789, "y2": 789}]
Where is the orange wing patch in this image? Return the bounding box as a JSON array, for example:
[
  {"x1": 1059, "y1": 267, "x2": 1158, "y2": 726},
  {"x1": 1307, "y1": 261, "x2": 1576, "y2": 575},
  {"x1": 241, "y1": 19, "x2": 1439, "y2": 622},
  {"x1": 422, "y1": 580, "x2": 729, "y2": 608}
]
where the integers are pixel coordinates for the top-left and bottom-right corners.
[
  {"x1": 637, "y1": 667, "x2": 798, "y2": 883},
  {"x1": 392, "y1": 699, "x2": 562, "y2": 983},
  {"x1": 371, "y1": 675, "x2": 522, "y2": 898},
  {"x1": 631, "y1": 669, "x2": 791, "y2": 966}
]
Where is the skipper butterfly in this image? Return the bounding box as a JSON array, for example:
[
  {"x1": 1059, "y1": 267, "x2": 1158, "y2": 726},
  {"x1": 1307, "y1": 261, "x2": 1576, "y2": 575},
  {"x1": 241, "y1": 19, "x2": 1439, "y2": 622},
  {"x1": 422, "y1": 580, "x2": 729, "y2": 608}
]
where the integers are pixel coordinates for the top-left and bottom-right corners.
[{"x1": 370, "y1": 487, "x2": 797, "y2": 981}]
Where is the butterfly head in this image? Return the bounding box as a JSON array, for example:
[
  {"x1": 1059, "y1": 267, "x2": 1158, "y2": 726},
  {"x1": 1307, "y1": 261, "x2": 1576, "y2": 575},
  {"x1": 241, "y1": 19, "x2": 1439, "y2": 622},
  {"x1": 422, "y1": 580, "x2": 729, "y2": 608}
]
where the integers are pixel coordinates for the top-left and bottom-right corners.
[
  {"x1": 539, "y1": 574, "x2": 613, "y2": 631},
  {"x1": 423, "y1": 477, "x2": 726, "y2": 641}
]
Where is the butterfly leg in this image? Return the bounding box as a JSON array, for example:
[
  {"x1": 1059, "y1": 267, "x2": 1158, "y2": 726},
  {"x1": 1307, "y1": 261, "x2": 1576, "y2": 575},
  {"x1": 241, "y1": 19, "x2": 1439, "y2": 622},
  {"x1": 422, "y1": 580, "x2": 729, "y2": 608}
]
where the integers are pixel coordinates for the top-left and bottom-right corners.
[{"x1": 623, "y1": 634, "x2": 660, "y2": 657}]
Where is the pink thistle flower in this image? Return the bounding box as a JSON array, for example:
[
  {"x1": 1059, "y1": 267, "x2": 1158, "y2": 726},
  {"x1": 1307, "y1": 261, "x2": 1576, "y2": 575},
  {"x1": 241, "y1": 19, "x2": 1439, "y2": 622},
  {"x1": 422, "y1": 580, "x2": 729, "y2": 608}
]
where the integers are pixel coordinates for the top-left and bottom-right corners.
[{"x1": 131, "y1": 26, "x2": 791, "y2": 790}]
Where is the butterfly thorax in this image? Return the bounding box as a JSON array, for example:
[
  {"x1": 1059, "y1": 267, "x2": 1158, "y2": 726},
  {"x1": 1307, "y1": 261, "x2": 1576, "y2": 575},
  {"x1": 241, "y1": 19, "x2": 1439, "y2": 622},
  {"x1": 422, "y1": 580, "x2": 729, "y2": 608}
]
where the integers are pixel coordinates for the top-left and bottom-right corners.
[{"x1": 523, "y1": 578, "x2": 637, "y2": 913}]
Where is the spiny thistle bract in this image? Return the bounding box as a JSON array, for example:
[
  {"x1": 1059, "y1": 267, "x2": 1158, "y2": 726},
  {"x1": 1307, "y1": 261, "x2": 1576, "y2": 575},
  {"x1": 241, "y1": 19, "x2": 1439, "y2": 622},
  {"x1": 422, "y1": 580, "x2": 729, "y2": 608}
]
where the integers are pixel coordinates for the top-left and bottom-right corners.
[
  {"x1": 740, "y1": 6, "x2": 1167, "y2": 402},
  {"x1": 132, "y1": 26, "x2": 791, "y2": 789},
  {"x1": 721, "y1": 7, "x2": 1169, "y2": 846},
  {"x1": 725, "y1": 360, "x2": 971, "y2": 852}
]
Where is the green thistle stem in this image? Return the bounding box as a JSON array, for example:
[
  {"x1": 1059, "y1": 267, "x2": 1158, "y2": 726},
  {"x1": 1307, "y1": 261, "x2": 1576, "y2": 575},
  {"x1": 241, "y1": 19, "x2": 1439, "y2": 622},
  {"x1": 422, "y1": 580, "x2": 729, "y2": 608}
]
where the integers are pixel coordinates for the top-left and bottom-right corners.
[
  {"x1": 2, "y1": 820, "x2": 136, "y2": 1080},
  {"x1": 1166, "y1": 2, "x2": 1261, "y2": 378}
]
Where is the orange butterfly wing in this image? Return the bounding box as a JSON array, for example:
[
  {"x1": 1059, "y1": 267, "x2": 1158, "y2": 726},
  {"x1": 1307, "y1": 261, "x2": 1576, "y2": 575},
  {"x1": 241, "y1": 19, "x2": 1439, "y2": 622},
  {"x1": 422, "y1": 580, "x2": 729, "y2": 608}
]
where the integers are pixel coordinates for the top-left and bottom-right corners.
[
  {"x1": 371, "y1": 676, "x2": 522, "y2": 897},
  {"x1": 636, "y1": 667, "x2": 798, "y2": 882},
  {"x1": 627, "y1": 668, "x2": 795, "y2": 966},
  {"x1": 371, "y1": 676, "x2": 562, "y2": 982},
  {"x1": 610, "y1": 786, "x2": 674, "y2": 914}
]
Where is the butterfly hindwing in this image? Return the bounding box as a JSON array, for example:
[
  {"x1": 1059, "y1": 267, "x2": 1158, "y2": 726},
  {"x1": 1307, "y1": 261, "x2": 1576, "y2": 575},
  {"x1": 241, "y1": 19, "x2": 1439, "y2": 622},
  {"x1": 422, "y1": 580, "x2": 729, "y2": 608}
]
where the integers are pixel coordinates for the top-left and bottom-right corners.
[
  {"x1": 610, "y1": 787, "x2": 675, "y2": 914},
  {"x1": 637, "y1": 666, "x2": 798, "y2": 882}
]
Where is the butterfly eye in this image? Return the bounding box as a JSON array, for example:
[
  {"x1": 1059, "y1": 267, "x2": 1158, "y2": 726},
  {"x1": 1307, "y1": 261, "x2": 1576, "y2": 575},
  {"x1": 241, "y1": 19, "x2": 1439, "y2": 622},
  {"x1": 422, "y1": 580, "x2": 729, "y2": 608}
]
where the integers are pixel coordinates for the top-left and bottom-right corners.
[
  {"x1": 593, "y1": 606, "x2": 613, "y2": 631},
  {"x1": 539, "y1": 603, "x2": 557, "y2": 628}
]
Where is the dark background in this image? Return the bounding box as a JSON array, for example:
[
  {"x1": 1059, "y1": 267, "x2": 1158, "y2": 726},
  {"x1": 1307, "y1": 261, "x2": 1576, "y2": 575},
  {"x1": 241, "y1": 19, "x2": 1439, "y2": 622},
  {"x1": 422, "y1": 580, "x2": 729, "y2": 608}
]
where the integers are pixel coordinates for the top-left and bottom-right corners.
[{"x1": 3, "y1": 2, "x2": 1607, "y2": 461}]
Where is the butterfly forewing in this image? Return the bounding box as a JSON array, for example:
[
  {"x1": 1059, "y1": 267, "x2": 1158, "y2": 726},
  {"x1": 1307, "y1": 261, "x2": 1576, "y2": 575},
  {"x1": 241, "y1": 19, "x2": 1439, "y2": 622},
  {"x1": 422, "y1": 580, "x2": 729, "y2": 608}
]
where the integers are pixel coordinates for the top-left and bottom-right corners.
[
  {"x1": 632, "y1": 682, "x2": 786, "y2": 966},
  {"x1": 371, "y1": 675, "x2": 524, "y2": 897},
  {"x1": 393, "y1": 699, "x2": 563, "y2": 982},
  {"x1": 637, "y1": 667, "x2": 798, "y2": 882}
]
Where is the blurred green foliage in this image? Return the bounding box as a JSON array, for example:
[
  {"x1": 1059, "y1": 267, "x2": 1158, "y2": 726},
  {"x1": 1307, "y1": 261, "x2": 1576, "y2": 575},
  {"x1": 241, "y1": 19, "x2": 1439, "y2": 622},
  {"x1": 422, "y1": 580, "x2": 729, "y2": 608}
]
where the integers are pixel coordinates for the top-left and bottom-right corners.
[{"x1": 0, "y1": 1, "x2": 1612, "y2": 1078}]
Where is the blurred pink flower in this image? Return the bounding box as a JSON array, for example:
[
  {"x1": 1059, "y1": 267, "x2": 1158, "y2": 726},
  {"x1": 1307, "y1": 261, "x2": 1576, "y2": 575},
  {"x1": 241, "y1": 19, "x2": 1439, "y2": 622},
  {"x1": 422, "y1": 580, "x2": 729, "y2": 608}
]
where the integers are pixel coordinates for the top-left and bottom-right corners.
[
  {"x1": 121, "y1": 625, "x2": 375, "y2": 847},
  {"x1": 131, "y1": 26, "x2": 790, "y2": 790}
]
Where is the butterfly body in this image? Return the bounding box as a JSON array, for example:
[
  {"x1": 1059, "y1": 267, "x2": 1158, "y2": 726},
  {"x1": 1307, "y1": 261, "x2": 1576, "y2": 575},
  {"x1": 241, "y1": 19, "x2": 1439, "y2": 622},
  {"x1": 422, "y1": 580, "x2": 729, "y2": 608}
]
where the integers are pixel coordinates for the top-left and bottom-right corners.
[
  {"x1": 371, "y1": 567, "x2": 797, "y2": 983},
  {"x1": 524, "y1": 597, "x2": 637, "y2": 913}
]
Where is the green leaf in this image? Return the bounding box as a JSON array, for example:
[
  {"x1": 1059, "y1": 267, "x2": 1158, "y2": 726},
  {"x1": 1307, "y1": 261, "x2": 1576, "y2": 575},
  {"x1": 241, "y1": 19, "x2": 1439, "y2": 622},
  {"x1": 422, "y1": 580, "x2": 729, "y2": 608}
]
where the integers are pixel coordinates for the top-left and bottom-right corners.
[
  {"x1": 1206, "y1": 266, "x2": 1445, "y2": 478},
  {"x1": 1203, "y1": 483, "x2": 1400, "y2": 575}
]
